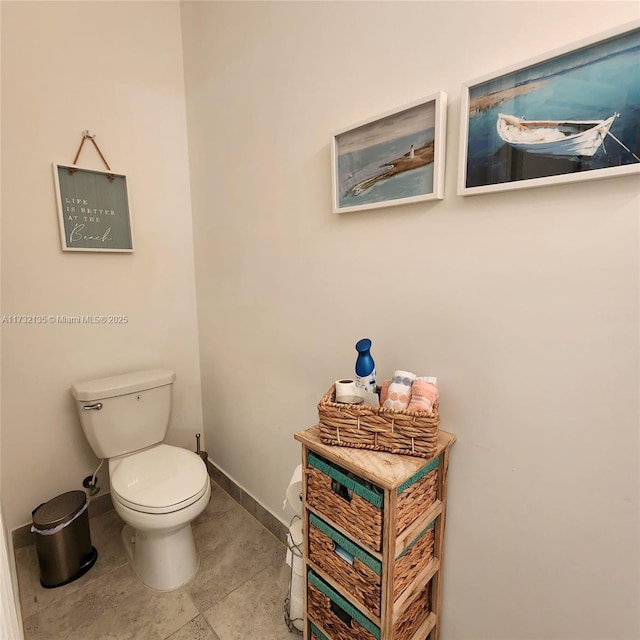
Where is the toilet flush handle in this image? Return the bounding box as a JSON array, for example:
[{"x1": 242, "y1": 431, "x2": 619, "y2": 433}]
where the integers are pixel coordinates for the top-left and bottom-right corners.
[{"x1": 83, "y1": 402, "x2": 103, "y2": 411}]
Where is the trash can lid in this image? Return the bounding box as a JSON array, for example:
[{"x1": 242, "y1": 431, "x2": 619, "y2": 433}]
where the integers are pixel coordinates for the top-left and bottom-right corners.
[{"x1": 33, "y1": 490, "x2": 87, "y2": 528}]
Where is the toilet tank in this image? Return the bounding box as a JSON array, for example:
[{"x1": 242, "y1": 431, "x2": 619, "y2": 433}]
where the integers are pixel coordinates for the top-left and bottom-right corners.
[{"x1": 71, "y1": 369, "x2": 176, "y2": 459}]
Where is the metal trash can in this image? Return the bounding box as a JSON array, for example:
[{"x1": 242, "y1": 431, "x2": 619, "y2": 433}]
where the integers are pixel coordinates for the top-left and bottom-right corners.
[{"x1": 31, "y1": 490, "x2": 98, "y2": 588}]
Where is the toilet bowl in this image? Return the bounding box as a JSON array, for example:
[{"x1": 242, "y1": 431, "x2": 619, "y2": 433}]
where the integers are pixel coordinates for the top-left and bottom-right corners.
[
  {"x1": 71, "y1": 369, "x2": 211, "y2": 592},
  {"x1": 109, "y1": 443, "x2": 211, "y2": 591}
]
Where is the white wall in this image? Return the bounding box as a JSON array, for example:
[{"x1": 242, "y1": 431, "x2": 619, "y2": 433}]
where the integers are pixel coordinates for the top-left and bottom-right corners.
[
  {"x1": 181, "y1": 2, "x2": 639, "y2": 639},
  {"x1": 0, "y1": 4, "x2": 24, "y2": 631},
  {"x1": 1, "y1": 1, "x2": 203, "y2": 532}
]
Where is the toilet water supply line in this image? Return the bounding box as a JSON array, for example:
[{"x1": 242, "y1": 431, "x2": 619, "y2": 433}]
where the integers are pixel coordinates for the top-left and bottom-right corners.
[{"x1": 87, "y1": 459, "x2": 104, "y2": 496}]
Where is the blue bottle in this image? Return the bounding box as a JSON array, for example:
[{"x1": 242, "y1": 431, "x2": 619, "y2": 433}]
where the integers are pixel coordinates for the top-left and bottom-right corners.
[{"x1": 355, "y1": 338, "x2": 376, "y2": 393}]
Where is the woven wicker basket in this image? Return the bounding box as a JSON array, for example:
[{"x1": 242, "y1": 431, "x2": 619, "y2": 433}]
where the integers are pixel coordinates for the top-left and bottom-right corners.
[
  {"x1": 305, "y1": 452, "x2": 439, "y2": 555},
  {"x1": 317, "y1": 385, "x2": 439, "y2": 458},
  {"x1": 306, "y1": 452, "x2": 384, "y2": 552},
  {"x1": 308, "y1": 571, "x2": 379, "y2": 640},
  {"x1": 308, "y1": 513, "x2": 382, "y2": 616},
  {"x1": 393, "y1": 522, "x2": 435, "y2": 600},
  {"x1": 308, "y1": 512, "x2": 436, "y2": 616},
  {"x1": 392, "y1": 581, "x2": 431, "y2": 640},
  {"x1": 395, "y1": 459, "x2": 439, "y2": 535}
]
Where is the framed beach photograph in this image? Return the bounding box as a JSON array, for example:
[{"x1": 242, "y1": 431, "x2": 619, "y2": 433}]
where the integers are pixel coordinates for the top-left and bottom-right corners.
[
  {"x1": 332, "y1": 92, "x2": 447, "y2": 213},
  {"x1": 458, "y1": 20, "x2": 640, "y2": 196},
  {"x1": 53, "y1": 164, "x2": 134, "y2": 252}
]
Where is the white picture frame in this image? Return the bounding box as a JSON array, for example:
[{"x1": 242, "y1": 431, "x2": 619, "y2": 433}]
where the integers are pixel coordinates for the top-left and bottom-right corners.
[
  {"x1": 332, "y1": 91, "x2": 447, "y2": 213},
  {"x1": 458, "y1": 20, "x2": 640, "y2": 197}
]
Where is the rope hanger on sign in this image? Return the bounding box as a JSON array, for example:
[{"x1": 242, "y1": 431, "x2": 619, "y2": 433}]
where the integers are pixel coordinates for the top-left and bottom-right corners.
[{"x1": 68, "y1": 130, "x2": 115, "y2": 181}]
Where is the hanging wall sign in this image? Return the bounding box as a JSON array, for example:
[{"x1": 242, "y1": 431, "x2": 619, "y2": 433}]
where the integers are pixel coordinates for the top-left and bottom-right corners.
[{"x1": 53, "y1": 163, "x2": 134, "y2": 252}]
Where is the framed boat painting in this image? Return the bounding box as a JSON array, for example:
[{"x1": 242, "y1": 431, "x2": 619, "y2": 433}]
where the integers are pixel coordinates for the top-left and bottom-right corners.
[
  {"x1": 458, "y1": 20, "x2": 640, "y2": 196},
  {"x1": 332, "y1": 92, "x2": 447, "y2": 213}
]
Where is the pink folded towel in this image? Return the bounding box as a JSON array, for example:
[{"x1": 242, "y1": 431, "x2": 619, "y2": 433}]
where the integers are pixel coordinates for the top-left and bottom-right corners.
[
  {"x1": 379, "y1": 379, "x2": 391, "y2": 406},
  {"x1": 407, "y1": 377, "x2": 439, "y2": 413}
]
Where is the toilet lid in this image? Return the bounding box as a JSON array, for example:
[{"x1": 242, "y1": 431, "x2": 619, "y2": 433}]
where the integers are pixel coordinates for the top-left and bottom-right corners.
[{"x1": 111, "y1": 444, "x2": 209, "y2": 514}]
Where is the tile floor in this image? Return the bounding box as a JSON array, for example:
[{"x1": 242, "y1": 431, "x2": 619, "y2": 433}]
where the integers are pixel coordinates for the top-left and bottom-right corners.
[{"x1": 14, "y1": 481, "x2": 302, "y2": 640}]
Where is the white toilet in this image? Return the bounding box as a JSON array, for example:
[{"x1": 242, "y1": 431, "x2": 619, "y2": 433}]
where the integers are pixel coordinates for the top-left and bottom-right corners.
[{"x1": 71, "y1": 369, "x2": 211, "y2": 591}]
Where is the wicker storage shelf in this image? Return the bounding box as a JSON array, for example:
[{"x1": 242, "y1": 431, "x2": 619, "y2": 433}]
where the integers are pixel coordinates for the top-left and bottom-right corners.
[
  {"x1": 317, "y1": 385, "x2": 440, "y2": 458},
  {"x1": 296, "y1": 426, "x2": 456, "y2": 640}
]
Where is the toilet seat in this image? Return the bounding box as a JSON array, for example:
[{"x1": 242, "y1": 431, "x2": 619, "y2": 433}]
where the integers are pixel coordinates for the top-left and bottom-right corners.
[{"x1": 111, "y1": 444, "x2": 209, "y2": 515}]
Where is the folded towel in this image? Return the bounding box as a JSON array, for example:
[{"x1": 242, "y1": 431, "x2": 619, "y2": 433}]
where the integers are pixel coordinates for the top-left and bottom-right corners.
[
  {"x1": 407, "y1": 377, "x2": 439, "y2": 413},
  {"x1": 383, "y1": 370, "x2": 416, "y2": 411}
]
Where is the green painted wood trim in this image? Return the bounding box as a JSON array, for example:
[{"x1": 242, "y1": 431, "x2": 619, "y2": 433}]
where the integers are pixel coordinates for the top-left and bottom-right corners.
[
  {"x1": 310, "y1": 623, "x2": 330, "y2": 640},
  {"x1": 397, "y1": 456, "x2": 440, "y2": 495}
]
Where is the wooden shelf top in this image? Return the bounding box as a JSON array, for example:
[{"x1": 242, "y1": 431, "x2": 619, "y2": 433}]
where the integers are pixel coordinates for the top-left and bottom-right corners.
[{"x1": 295, "y1": 426, "x2": 455, "y2": 490}]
